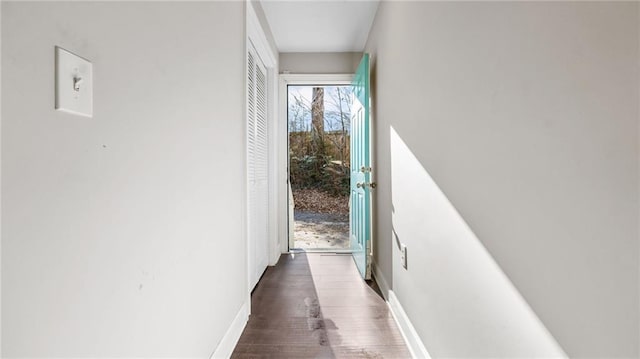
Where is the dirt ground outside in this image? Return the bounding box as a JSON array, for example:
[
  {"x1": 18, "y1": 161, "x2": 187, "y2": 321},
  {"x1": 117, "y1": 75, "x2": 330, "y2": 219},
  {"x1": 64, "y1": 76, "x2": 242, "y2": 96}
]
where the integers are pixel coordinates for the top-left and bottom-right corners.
[{"x1": 292, "y1": 189, "x2": 349, "y2": 250}]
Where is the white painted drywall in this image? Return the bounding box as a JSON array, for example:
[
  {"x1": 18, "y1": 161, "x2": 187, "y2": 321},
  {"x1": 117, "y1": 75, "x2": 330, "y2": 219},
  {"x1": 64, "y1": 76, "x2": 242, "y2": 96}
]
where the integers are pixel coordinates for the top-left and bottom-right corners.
[
  {"x1": 280, "y1": 52, "x2": 361, "y2": 74},
  {"x1": 365, "y1": 2, "x2": 639, "y2": 357},
  {"x1": 252, "y1": 0, "x2": 278, "y2": 66},
  {"x1": 2, "y1": 2, "x2": 247, "y2": 357},
  {"x1": 390, "y1": 127, "x2": 566, "y2": 357},
  {"x1": 0, "y1": 2, "x2": 3, "y2": 355}
]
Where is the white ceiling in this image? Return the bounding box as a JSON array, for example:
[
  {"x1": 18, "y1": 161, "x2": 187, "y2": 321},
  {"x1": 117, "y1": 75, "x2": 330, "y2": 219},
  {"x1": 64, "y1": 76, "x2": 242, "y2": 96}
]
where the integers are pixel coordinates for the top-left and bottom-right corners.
[{"x1": 260, "y1": 0, "x2": 380, "y2": 53}]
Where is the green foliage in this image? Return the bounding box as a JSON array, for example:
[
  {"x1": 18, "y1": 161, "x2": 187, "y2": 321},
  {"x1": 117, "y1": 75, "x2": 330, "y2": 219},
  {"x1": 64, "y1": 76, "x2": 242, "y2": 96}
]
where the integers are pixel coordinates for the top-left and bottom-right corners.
[{"x1": 289, "y1": 133, "x2": 350, "y2": 197}]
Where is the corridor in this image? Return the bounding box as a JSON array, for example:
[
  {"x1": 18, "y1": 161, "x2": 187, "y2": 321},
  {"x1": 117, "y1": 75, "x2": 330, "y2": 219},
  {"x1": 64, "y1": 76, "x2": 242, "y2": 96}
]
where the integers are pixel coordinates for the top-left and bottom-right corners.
[{"x1": 231, "y1": 253, "x2": 411, "y2": 358}]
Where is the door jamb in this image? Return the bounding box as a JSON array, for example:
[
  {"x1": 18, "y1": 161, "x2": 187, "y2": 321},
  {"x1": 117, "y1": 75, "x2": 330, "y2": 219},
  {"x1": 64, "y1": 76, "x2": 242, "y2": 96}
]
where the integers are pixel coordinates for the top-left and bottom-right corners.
[{"x1": 278, "y1": 74, "x2": 354, "y2": 254}]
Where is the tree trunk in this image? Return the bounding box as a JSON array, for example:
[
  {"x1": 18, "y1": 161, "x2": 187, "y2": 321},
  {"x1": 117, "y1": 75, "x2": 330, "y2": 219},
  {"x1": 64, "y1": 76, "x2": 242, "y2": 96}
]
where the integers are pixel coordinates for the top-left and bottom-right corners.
[
  {"x1": 311, "y1": 87, "x2": 324, "y2": 136},
  {"x1": 336, "y1": 87, "x2": 347, "y2": 172},
  {"x1": 310, "y1": 87, "x2": 326, "y2": 173}
]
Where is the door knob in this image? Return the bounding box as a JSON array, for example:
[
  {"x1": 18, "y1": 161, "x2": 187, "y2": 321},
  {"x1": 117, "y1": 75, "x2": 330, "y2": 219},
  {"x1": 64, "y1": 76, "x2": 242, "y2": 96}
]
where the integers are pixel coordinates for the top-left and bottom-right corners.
[{"x1": 357, "y1": 182, "x2": 377, "y2": 189}]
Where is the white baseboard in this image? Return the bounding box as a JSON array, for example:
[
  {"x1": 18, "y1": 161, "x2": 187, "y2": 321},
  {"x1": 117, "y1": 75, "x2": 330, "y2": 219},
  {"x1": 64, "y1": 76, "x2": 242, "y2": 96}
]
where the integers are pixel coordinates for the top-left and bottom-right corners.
[
  {"x1": 388, "y1": 290, "x2": 431, "y2": 359},
  {"x1": 210, "y1": 301, "x2": 249, "y2": 359},
  {"x1": 371, "y1": 261, "x2": 390, "y2": 301},
  {"x1": 270, "y1": 245, "x2": 280, "y2": 266},
  {"x1": 371, "y1": 262, "x2": 429, "y2": 358}
]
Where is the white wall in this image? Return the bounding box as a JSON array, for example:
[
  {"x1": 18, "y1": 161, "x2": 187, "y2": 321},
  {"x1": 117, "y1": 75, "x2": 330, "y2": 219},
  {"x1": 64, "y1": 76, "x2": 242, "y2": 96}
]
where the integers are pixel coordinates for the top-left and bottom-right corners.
[
  {"x1": 365, "y1": 2, "x2": 639, "y2": 357},
  {"x1": 2, "y1": 2, "x2": 247, "y2": 357},
  {"x1": 279, "y1": 52, "x2": 361, "y2": 74},
  {"x1": 252, "y1": 0, "x2": 278, "y2": 67},
  {"x1": 0, "y1": 2, "x2": 3, "y2": 355}
]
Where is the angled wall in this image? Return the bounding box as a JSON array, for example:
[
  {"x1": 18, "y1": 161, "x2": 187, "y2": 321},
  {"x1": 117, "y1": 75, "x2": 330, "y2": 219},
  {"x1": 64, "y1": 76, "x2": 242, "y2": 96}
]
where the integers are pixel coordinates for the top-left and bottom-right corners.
[
  {"x1": 2, "y1": 2, "x2": 246, "y2": 356},
  {"x1": 365, "y1": 2, "x2": 639, "y2": 357}
]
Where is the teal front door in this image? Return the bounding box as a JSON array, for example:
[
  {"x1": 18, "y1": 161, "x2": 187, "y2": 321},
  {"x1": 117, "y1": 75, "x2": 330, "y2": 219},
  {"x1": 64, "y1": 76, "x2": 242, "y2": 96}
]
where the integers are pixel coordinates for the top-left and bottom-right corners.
[{"x1": 350, "y1": 54, "x2": 372, "y2": 279}]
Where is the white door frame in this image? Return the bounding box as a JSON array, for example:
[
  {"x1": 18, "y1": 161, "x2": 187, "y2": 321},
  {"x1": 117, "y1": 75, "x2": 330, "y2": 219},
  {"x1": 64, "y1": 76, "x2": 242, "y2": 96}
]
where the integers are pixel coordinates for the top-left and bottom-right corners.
[
  {"x1": 246, "y1": 1, "x2": 278, "y2": 307},
  {"x1": 278, "y1": 74, "x2": 354, "y2": 254}
]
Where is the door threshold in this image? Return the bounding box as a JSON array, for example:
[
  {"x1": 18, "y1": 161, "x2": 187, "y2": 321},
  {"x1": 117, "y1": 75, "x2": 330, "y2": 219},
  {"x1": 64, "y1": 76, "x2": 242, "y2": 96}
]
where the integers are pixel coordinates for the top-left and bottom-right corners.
[{"x1": 288, "y1": 248, "x2": 354, "y2": 254}]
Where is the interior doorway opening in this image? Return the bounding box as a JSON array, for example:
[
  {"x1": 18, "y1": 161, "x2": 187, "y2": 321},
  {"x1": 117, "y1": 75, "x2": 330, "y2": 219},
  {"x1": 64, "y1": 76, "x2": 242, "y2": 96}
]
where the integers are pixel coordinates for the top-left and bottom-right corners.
[{"x1": 287, "y1": 84, "x2": 353, "y2": 250}]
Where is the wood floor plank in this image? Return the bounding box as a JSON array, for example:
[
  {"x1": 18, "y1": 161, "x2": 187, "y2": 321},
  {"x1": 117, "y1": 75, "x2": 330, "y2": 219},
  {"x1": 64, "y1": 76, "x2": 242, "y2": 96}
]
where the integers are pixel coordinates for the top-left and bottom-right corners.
[
  {"x1": 317, "y1": 295, "x2": 386, "y2": 307},
  {"x1": 231, "y1": 253, "x2": 410, "y2": 359},
  {"x1": 233, "y1": 344, "x2": 411, "y2": 359}
]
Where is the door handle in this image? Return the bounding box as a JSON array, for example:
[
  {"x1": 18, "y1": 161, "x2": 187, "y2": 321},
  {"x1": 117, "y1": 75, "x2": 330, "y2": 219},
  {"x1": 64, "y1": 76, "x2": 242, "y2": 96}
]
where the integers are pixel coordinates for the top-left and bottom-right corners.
[{"x1": 357, "y1": 182, "x2": 377, "y2": 189}]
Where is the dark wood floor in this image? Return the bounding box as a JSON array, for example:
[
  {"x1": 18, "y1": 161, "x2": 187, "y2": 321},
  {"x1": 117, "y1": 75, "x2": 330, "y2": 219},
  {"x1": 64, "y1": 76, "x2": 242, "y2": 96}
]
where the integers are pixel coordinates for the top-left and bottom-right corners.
[{"x1": 231, "y1": 253, "x2": 411, "y2": 358}]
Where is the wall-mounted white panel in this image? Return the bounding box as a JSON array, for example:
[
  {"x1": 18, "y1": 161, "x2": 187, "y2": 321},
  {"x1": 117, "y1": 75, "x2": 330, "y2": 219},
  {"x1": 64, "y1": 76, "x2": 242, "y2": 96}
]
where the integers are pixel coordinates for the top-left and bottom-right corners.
[{"x1": 55, "y1": 47, "x2": 92, "y2": 117}]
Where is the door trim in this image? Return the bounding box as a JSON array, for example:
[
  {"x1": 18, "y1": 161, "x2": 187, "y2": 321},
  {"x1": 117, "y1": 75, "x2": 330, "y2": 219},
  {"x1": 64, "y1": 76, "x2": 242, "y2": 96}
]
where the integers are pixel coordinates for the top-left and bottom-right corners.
[{"x1": 278, "y1": 74, "x2": 354, "y2": 254}]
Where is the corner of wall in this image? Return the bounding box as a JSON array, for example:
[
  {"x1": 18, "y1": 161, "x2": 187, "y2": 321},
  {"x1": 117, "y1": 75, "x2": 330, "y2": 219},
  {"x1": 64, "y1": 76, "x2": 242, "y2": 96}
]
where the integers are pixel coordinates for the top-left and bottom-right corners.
[
  {"x1": 209, "y1": 301, "x2": 249, "y2": 359},
  {"x1": 249, "y1": 0, "x2": 279, "y2": 65},
  {"x1": 387, "y1": 291, "x2": 431, "y2": 359},
  {"x1": 637, "y1": 2, "x2": 640, "y2": 354},
  {"x1": 0, "y1": 1, "x2": 3, "y2": 355},
  {"x1": 372, "y1": 260, "x2": 390, "y2": 300}
]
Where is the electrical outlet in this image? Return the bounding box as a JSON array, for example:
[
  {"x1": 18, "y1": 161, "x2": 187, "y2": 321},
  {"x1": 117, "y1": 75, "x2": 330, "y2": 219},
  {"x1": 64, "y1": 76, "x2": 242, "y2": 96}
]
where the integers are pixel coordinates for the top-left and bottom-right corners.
[{"x1": 400, "y1": 244, "x2": 407, "y2": 269}]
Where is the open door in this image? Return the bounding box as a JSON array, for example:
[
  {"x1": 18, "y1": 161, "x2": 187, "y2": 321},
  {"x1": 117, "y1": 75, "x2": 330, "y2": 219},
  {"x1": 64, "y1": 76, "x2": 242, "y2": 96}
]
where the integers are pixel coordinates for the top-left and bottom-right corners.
[{"x1": 350, "y1": 54, "x2": 372, "y2": 279}]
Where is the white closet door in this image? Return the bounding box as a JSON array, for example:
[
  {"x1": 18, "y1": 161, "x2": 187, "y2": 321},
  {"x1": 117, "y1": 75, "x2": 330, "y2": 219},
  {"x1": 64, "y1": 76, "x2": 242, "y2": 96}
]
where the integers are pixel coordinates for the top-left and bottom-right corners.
[{"x1": 247, "y1": 44, "x2": 269, "y2": 290}]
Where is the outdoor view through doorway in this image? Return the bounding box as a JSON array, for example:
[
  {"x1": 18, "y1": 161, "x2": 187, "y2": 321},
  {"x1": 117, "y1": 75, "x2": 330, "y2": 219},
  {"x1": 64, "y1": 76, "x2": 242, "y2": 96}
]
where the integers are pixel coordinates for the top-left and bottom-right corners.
[{"x1": 288, "y1": 85, "x2": 353, "y2": 250}]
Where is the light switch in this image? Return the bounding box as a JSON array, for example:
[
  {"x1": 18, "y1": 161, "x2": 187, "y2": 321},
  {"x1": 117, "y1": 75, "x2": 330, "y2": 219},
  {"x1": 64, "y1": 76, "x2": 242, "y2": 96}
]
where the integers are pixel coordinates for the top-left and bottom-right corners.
[{"x1": 55, "y1": 46, "x2": 93, "y2": 117}]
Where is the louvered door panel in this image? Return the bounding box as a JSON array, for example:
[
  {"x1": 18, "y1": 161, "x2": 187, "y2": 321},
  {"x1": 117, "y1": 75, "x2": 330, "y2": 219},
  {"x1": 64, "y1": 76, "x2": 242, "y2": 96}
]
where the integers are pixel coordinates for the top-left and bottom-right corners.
[{"x1": 247, "y1": 44, "x2": 269, "y2": 290}]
